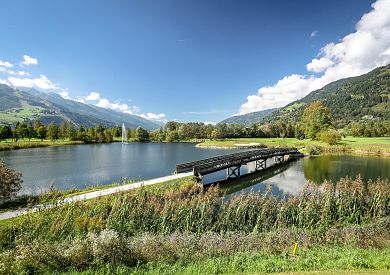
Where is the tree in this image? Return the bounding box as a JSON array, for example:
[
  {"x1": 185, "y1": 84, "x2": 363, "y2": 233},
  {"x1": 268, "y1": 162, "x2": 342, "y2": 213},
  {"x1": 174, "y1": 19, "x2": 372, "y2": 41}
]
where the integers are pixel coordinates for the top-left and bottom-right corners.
[
  {"x1": 166, "y1": 130, "x2": 180, "y2": 142},
  {"x1": 36, "y1": 125, "x2": 47, "y2": 141},
  {"x1": 26, "y1": 122, "x2": 35, "y2": 141},
  {"x1": 47, "y1": 122, "x2": 59, "y2": 140},
  {"x1": 135, "y1": 127, "x2": 150, "y2": 142},
  {"x1": 34, "y1": 119, "x2": 43, "y2": 130},
  {"x1": 301, "y1": 101, "x2": 333, "y2": 139},
  {"x1": 0, "y1": 125, "x2": 13, "y2": 142},
  {"x1": 0, "y1": 161, "x2": 22, "y2": 201},
  {"x1": 211, "y1": 129, "x2": 220, "y2": 140}
]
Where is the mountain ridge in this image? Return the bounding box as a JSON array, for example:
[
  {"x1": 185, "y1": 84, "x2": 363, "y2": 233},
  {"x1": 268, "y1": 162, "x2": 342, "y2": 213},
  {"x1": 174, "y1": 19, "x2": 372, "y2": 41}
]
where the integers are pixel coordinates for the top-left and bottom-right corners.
[
  {"x1": 220, "y1": 108, "x2": 279, "y2": 125},
  {"x1": 0, "y1": 84, "x2": 160, "y2": 130}
]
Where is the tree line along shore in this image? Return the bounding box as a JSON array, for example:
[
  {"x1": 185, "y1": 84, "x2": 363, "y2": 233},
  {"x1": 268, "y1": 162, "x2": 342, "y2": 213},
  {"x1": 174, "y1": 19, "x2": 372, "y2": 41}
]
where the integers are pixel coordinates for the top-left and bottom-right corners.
[{"x1": 1, "y1": 101, "x2": 390, "y2": 155}]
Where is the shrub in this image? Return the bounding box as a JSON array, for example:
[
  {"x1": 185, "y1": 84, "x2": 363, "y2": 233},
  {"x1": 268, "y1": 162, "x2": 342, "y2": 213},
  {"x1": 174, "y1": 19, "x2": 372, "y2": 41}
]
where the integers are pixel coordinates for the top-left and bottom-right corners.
[
  {"x1": 0, "y1": 161, "x2": 22, "y2": 201},
  {"x1": 318, "y1": 129, "x2": 342, "y2": 145},
  {"x1": 306, "y1": 145, "x2": 321, "y2": 155}
]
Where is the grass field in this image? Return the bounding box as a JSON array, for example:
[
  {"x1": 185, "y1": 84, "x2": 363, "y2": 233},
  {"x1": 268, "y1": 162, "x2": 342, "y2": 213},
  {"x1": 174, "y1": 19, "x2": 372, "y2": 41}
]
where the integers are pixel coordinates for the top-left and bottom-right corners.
[{"x1": 197, "y1": 136, "x2": 390, "y2": 155}]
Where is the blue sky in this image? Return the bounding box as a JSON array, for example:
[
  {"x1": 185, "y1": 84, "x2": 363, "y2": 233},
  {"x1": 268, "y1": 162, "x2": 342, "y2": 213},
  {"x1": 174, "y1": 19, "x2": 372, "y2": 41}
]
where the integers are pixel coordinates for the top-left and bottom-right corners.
[{"x1": 1, "y1": 0, "x2": 389, "y2": 123}]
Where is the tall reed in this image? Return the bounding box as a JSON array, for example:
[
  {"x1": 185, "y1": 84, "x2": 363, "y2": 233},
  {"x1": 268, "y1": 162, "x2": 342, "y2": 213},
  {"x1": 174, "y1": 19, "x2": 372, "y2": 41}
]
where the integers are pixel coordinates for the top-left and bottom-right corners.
[{"x1": 1, "y1": 176, "x2": 389, "y2": 250}]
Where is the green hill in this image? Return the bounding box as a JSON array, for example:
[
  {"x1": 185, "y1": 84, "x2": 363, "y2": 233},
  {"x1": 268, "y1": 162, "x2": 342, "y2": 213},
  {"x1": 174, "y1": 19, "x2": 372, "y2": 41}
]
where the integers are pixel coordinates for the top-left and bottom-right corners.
[
  {"x1": 264, "y1": 64, "x2": 390, "y2": 126},
  {"x1": 0, "y1": 84, "x2": 160, "y2": 130},
  {"x1": 220, "y1": 108, "x2": 278, "y2": 125}
]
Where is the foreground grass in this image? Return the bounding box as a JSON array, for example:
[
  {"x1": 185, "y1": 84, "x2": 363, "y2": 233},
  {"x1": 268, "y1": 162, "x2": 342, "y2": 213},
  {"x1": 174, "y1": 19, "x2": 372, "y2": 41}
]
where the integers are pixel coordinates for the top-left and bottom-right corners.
[
  {"x1": 69, "y1": 246, "x2": 390, "y2": 274},
  {"x1": 0, "y1": 138, "x2": 84, "y2": 151},
  {"x1": 0, "y1": 176, "x2": 389, "y2": 273},
  {"x1": 197, "y1": 136, "x2": 390, "y2": 155}
]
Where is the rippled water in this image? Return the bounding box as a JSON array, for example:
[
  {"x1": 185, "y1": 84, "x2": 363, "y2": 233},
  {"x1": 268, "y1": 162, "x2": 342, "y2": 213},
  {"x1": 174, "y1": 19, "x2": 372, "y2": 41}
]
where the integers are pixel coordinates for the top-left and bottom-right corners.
[{"x1": 0, "y1": 143, "x2": 389, "y2": 195}]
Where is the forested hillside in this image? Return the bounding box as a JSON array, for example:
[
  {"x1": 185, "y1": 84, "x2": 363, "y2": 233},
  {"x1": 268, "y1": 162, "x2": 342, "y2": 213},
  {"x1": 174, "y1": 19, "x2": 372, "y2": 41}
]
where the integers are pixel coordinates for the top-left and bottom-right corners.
[
  {"x1": 264, "y1": 64, "x2": 390, "y2": 126},
  {"x1": 220, "y1": 108, "x2": 278, "y2": 125}
]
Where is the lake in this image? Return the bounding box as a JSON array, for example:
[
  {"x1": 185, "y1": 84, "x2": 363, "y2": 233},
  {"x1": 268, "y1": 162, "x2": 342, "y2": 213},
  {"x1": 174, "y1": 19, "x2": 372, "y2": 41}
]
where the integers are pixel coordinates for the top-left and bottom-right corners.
[{"x1": 1, "y1": 142, "x2": 390, "y2": 195}]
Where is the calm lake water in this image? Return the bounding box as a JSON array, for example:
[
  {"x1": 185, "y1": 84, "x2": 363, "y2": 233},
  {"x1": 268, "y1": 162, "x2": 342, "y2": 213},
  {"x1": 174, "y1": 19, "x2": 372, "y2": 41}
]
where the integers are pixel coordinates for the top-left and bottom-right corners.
[{"x1": 1, "y1": 142, "x2": 390, "y2": 195}]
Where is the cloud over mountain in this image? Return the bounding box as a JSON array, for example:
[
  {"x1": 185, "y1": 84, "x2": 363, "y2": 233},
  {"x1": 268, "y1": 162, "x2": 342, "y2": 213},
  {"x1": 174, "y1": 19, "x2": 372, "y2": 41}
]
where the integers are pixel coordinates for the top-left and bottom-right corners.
[{"x1": 239, "y1": 0, "x2": 390, "y2": 114}]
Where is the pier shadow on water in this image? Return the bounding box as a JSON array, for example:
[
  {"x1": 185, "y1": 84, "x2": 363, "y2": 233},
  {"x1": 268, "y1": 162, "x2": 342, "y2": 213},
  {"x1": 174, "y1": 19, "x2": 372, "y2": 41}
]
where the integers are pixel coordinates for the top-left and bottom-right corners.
[{"x1": 204, "y1": 160, "x2": 299, "y2": 198}]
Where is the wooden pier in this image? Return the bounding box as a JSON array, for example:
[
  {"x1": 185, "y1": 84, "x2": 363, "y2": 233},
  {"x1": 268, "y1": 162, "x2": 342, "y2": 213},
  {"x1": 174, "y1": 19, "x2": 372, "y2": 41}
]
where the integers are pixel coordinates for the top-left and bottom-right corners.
[{"x1": 176, "y1": 148, "x2": 304, "y2": 180}]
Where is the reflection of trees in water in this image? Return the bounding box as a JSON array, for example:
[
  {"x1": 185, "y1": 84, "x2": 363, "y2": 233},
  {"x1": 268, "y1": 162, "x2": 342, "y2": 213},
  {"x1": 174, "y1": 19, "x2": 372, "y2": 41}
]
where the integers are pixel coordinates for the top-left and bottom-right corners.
[{"x1": 303, "y1": 156, "x2": 333, "y2": 184}]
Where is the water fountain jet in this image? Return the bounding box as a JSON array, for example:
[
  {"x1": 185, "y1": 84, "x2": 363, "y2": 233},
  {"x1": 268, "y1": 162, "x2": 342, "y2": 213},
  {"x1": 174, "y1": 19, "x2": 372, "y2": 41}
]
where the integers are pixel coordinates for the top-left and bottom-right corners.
[{"x1": 122, "y1": 123, "x2": 128, "y2": 144}]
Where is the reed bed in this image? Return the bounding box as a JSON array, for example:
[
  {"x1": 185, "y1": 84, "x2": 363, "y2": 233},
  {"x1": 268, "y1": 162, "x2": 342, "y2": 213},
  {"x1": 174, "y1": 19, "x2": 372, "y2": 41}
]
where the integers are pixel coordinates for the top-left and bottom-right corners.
[
  {"x1": 0, "y1": 176, "x2": 389, "y2": 273},
  {"x1": 0, "y1": 176, "x2": 389, "y2": 247}
]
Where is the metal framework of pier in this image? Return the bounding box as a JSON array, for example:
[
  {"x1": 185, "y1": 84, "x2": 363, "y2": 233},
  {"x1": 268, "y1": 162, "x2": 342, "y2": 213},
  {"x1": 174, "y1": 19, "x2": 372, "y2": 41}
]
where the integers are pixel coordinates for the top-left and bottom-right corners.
[{"x1": 176, "y1": 148, "x2": 304, "y2": 180}]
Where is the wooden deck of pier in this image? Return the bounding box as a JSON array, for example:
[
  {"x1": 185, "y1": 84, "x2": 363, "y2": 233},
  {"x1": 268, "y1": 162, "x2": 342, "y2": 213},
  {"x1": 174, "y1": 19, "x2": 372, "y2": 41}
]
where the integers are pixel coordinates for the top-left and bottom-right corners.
[{"x1": 176, "y1": 148, "x2": 304, "y2": 180}]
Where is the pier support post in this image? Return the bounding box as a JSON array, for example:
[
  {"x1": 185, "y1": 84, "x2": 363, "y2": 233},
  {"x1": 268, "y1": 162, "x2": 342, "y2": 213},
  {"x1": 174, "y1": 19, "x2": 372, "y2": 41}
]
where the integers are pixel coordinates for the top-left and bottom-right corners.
[
  {"x1": 193, "y1": 169, "x2": 203, "y2": 183},
  {"x1": 227, "y1": 165, "x2": 241, "y2": 179},
  {"x1": 255, "y1": 159, "x2": 266, "y2": 171},
  {"x1": 273, "y1": 156, "x2": 284, "y2": 164}
]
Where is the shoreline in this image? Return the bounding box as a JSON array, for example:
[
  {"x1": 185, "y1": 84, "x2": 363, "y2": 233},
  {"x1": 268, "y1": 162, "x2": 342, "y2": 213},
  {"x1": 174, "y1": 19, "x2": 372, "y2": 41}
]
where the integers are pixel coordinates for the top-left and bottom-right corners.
[
  {"x1": 196, "y1": 143, "x2": 390, "y2": 156},
  {"x1": 0, "y1": 140, "x2": 85, "y2": 151}
]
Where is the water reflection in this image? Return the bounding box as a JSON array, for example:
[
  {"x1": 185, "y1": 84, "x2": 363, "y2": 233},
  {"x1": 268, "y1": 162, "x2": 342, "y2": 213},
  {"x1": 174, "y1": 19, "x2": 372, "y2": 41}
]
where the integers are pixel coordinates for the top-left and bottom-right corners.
[{"x1": 1, "y1": 143, "x2": 390, "y2": 196}]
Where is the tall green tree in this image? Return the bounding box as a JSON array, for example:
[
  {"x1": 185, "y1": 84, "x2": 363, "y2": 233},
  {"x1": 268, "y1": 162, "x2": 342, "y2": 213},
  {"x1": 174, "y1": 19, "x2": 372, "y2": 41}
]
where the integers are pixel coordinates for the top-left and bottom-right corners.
[
  {"x1": 135, "y1": 127, "x2": 150, "y2": 142},
  {"x1": 36, "y1": 125, "x2": 47, "y2": 141},
  {"x1": 301, "y1": 101, "x2": 333, "y2": 139},
  {"x1": 0, "y1": 125, "x2": 12, "y2": 142},
  {"x1": 47, "y1": 122, "x2": 59, "y2": 141}
]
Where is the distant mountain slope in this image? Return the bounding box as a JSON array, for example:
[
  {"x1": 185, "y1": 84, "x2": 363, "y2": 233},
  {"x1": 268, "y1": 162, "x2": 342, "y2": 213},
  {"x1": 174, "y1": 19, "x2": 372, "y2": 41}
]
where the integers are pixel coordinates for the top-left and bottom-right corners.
[
  {"x1": 264, "y1": 64, "x2": 390, "y2": 126},
  {"x1": 220, "y1": 108, "x2": 279, "y2": 125},
  {"x1": 0, "y1": 84, "x2": 159, "y2": 130}
]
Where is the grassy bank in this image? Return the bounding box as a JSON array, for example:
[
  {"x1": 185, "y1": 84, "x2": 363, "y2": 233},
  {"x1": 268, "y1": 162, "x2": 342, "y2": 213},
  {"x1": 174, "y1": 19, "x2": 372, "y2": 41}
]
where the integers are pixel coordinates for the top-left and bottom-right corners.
[
  {"x1": 197, "y1": 136, "x2": 390, "y2": 155},
  {"x1": 0, "y1": 176, "x2": 389, "y2": 273},
  {"x1": 0, "y1": 138, "x2": 84, "y2": 151}
]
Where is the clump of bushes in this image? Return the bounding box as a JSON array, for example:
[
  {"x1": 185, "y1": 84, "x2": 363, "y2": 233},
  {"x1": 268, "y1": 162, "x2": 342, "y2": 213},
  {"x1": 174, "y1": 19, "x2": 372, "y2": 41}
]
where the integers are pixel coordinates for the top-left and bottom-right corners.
[
  {"x1": 306, "y1": 145, "x2": 321, "y2": 155},
  {"x1": 0, "y1": 161, "x2": 22, "y2": 202},
  {"x1": 318, "y1": 129, "x2": 342, "y2": 145}
]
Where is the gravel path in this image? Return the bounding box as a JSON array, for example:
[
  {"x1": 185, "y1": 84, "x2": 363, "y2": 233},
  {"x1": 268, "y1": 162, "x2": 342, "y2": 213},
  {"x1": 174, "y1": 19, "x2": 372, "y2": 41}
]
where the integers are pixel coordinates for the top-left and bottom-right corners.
[{"x1": 0, "y1": 172, "x2": 193, "y2": 221}]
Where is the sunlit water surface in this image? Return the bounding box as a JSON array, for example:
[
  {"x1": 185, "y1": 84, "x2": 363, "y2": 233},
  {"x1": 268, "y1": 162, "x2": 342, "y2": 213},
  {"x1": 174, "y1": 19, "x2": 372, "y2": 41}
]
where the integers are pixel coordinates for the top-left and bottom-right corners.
[{"x1": 1, "y1": 143, "x2": 389, "y2": 196}]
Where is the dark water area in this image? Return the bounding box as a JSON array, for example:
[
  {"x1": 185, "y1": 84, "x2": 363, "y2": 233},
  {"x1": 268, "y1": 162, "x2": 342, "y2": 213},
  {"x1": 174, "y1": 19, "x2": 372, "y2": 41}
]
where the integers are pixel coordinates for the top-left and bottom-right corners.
[{"x1": 0, "y1": 143, "x2": 389, "y2": 196}]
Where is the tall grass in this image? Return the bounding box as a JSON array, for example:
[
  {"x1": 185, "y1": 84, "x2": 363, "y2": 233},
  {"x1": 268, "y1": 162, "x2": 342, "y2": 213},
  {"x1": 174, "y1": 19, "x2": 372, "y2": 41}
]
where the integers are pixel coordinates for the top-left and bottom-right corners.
[
  {"x1": 0, "y1": 176, "x2": 389, "y2": 273},
  {"x1": 0, "y1": 176, "x2": 389, "y2": 248}
]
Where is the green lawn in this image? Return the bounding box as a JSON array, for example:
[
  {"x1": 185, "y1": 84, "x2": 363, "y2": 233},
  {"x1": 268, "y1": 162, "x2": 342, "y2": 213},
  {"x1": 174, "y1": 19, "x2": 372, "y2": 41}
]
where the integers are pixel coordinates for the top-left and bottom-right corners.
[{"x1": 197, "y1": 136, "x2": 390, "y2": 155}]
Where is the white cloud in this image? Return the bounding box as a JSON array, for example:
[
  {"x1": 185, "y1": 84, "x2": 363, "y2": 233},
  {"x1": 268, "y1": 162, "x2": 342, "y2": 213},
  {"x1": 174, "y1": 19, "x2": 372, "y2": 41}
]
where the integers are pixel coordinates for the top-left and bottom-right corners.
[
  {"x1": 0, "y1": 60, "x2": 13, "y2": 68},
  {"x1": 85, "y1": 91, "x2": 100, "y2": 101},
  {"x1": 1, "y1": 69, "x2": 30, "y2": 76},
  {"x1": 21, "y1": 55, "x2": 38, "y2": 66},
  {"x1": 81, "y1": 91, "x2": 160, "y2": 120},
  {"x1": 204, "y1": 121, "x2": 216, "y2": 125},
  {"x1": 8, "y1": 74, "x2": 58, "y2": 90},
  {"x1": 59, "y1": 91, "x2": 71, "y2": 99},
  {"x1": 239, "y1": 0, "x2": 390, "y2": 114},
  {"x1": 306, "y1": 57, "x2": 334, "y2": 73},
  {"x1": 310, "y1": 30, "x2": 319, "y2": 38},
  {"x1": 0, "y1": 78, "x2": 9, "y2": 85},
  {"x1": 139, "y1": 113, "x2": 166, "y2": 121}
]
